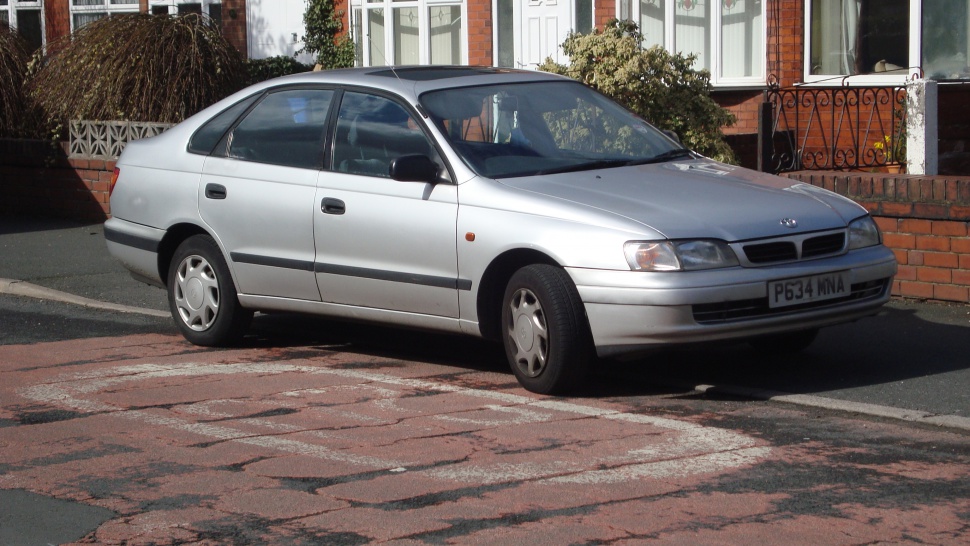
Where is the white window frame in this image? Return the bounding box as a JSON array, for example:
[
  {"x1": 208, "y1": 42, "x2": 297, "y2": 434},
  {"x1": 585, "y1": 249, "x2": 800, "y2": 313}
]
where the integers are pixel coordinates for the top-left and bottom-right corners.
[
  {"x1": 1, "y1": 0, "x2": 44, "y2": 49},
  {"x1": 350, "y1": 0, "x2": 468, "y2": 67},
  {"x1": 804, "y1": 0, "x2": 922, "y2": 86},
  {"x1": 148, "y1": 0, "x2": 222, "y2": 17},
  {"x1": 70, "y1": 0, "x2": 141, "y2": 32},
  {"x1": 617, "y1": 0, "x2": 767, "y2": 87}
]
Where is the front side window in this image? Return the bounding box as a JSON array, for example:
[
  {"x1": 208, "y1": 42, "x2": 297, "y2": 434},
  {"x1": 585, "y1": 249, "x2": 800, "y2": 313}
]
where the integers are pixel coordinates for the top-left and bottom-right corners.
[
  {"x1": 421, "y1": 81, "x2": 685, "y2": 178},
  {"x1": 619, "y1": 0, "x2": 764, "y2": 86},
  {"x1": 227, "y1": 89, "x2": 335, "y2": 170},
  {"x1": 332, "y1": 92, "x2": 442, "y2": 178},
  {"x1": 350, "y1": 0, "x2": 466, "y2": 66}
]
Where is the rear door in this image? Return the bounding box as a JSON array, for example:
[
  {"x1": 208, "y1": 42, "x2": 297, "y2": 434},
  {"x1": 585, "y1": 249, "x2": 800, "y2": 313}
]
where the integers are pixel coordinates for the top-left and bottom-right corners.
[{"x1": 199, "y1": 87, "x2": 335, "y2": 301}]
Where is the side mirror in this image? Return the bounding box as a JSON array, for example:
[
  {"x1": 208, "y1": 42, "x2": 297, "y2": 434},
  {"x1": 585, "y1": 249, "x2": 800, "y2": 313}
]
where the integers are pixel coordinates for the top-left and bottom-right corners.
[
  {"x1": 662, "y1": 129, "x2": 681, "y2": 144},
  {"x1": 389, "y1": 154, "x2": 439, "y2": 183}
]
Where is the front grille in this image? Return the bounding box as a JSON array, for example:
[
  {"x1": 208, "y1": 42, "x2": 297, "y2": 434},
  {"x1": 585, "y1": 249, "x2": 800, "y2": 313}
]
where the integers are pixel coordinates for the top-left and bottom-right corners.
[
  {"x1": 739, "y1": 230, "x2": 847, "y2": 265},
  {"x1": 692, "y1": 278, "x2": 891, "y2": 324},
  {"x1": 743, "y1": 241, "x2": 797, "y2": 263},
  {"x1": 803, "y1": 233, "x2": 846, "y2": 258}
]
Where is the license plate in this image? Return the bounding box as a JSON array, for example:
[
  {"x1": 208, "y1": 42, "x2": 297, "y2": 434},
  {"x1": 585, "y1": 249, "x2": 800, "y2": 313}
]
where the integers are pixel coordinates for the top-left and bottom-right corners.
[{"x1": 768, "y1": 271, "x2": 851, "y2": 308}]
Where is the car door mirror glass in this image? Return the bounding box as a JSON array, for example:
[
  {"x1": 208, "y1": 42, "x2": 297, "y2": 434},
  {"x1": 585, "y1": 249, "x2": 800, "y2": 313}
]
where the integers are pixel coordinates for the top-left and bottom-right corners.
[{"x1": 389, "y1": 154, "x2": 439, "y2": 183}]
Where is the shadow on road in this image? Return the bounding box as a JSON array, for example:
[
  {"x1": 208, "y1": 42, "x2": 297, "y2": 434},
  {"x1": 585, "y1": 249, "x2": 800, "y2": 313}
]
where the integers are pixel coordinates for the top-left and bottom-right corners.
[{"x1": 243, "y1": 299, "x2": 970, "y2": 412}]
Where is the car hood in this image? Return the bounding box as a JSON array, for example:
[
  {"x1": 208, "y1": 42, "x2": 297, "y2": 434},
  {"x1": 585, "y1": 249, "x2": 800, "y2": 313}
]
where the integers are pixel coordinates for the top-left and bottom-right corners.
[{"x1": 497, "y1": 160, "x2": 866, "y2": 241}]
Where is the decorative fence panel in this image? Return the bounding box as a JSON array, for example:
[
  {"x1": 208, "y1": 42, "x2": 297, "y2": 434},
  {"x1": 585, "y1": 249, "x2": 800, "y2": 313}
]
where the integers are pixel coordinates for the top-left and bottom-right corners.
[
  {"x1": 70, "y1": 120, "x2": 175, "y2": 159},
  {"x1": 762, "y1": 83, "x2": 907, "y2": 174}
]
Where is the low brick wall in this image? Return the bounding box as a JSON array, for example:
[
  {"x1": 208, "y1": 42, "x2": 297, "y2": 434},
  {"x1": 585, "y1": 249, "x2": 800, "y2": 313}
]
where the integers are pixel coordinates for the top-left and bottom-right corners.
[
  {"x1": 0, "y1": 139, "x2": 114, "y2": 223},
  {"x1": 784, "y1": 171, "x2": 970, "y2": 303}
]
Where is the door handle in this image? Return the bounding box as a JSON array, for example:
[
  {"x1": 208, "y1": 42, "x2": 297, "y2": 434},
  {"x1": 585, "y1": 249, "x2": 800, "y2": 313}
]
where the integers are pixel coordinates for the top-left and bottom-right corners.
[
  {"x1": 205, "y1": 183, "x2": 227, "y2": 200},
  {"x1": 322, "y1": 197, "x2": 345, "y2": 215}
]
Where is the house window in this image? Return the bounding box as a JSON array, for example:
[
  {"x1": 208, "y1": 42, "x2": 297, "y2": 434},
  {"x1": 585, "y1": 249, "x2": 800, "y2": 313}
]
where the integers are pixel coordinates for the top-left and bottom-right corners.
[
  {"x1": 71, "y1": 0, "x2": 140, "y2": 31},
  {"x1": 350, "y1": 0, "x2": 466, "y2": 66},
  {"x1": 619, "y1": 0, "x2": 765, "y2": 86},
  {"x1": 922, "y1": 1, "x2": 968, "y2": 80},
  {"x1": 149, "y1": 1, "x2": 222, "y2": 25},
  {"x1": 2, "y1": 0, "x2": 43, "y2": 52},
  {"x1": 807, "y1": 1, "x2": 970, "y2": 82}
]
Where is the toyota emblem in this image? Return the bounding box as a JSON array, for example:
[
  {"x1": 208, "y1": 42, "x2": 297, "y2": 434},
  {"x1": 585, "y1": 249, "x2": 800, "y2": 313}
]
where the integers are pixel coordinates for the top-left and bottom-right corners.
[{"x1": 780, "y1": 218, "x2": 798, "y2": 228}]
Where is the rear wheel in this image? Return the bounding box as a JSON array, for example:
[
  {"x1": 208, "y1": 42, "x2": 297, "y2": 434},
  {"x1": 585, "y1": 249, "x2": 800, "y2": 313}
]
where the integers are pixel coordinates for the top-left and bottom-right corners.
[
  {"x1": 167, "y1": 234, "x2": 252, "y2": 346},
  {"x1": 502, "y1": 264, "x2": 593, "y2": 395},
  {"x1": 748, "y1": 328, "x2": 819, "y2": 355}
]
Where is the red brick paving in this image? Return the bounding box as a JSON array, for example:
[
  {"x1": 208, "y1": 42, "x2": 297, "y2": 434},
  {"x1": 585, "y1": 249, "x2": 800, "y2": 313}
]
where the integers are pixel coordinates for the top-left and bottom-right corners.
[{"x1": 0, "y1": 334, "x2": 968, "y2": 544}]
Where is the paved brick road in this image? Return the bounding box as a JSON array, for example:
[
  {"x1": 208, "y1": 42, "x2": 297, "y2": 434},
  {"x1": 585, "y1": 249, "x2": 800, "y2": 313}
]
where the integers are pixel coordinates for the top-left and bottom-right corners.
[{"x1": 1, "y1": 333, "x2": 968, "y2": 544}]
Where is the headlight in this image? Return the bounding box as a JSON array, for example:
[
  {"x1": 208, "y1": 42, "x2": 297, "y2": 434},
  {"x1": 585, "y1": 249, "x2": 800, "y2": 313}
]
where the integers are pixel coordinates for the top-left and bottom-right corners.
[
  {"x1": 848, "y1": 216, "x2": 881, "y2": 249},
  {"x1": 624, "y1": 240, "x2": 739, "y2": 271}
]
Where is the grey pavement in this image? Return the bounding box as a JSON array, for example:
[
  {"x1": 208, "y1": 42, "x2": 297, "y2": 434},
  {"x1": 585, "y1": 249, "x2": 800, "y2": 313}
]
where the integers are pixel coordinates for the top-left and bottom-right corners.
[{"x1": 1, "y1": 214, "x2": 969, "y2": 430}]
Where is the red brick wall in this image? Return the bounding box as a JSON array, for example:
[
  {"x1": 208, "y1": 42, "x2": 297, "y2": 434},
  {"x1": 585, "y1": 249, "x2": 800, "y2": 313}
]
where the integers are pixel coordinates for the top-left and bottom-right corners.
[
  {"x1": 784, "y1": 171, "x2": 970, "y2": 303},
  {"x1": 221, "y1": 0, "x2": 248, "y2": 58},
  {"x1": 467, "y1": 0, "x2": 492, "y2": 66}
]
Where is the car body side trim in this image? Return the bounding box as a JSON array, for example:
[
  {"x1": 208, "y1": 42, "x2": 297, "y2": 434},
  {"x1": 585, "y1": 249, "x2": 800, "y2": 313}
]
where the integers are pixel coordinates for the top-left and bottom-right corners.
[
  {"x1": 230, "y1": 252, "x2": 315, "y2": 272},
  {"x1": 315, "y1": 262, "x2": 473, "y2": 291},
  {"x1": 103, "y1": 225, "x2": 160, "y2": 253}
]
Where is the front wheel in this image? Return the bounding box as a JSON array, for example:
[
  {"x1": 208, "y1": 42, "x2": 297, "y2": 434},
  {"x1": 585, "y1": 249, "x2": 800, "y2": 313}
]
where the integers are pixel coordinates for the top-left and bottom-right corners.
[
  {"x1": 167, "y1": 234, "x2": 252, "y2": 346},
  {"x1": 502, "y1": 264, "x2": 594, "y2": 395}
]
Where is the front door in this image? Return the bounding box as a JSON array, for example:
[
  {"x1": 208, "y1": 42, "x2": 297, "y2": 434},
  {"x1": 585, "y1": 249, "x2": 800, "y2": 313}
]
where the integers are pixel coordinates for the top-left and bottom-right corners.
[
  {"x1": 313, "y1": 91, "x2": 460, "y2": 318},
  {"x1": 514, "y1": 0, "x2": 573, "y2": 68}
]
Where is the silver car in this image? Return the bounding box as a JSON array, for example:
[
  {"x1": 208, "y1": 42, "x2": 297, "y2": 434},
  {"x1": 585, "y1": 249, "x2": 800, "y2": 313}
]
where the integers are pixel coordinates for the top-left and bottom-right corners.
[{"x1": 105, "y1": 66, "x2": 897, "y2": 394}]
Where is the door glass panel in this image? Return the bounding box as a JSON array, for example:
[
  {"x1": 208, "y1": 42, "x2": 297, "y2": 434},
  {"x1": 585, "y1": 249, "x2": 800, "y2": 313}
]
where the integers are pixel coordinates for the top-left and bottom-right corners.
[
  {"x1": 332, "y1": 92, "x2": 436, "y2": 178},
  {"x1": 640, "y1": 0, "x2": 665, "y2": 48},
  {"x1": 228, "y1": 89, "x2": 334, "y2": 169}
]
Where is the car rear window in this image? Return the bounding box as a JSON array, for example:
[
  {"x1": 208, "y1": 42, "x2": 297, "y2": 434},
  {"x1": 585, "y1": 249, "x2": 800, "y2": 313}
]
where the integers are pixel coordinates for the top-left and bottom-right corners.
[{"x1": 187, "y1": 94, "x2": 259, "y2": 156}]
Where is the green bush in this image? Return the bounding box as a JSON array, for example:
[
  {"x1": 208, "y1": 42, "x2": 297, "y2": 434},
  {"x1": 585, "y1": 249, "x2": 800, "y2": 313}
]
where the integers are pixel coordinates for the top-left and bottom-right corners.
[
  {"x1": 539, "y1": 20, "x2": 737, "y2": 164},
  {"x1": 245, "y1": 56, "x2": 312, "y2": 86},
  {"x1": 0, "y1": 26, "x2": 33, "y2": 138},
  {"x1": 299, "y1": 0, "x2": 355, "y2": 69},
  {"x1": 29, "y1": 13, "x2": 245, "y2": 125}
]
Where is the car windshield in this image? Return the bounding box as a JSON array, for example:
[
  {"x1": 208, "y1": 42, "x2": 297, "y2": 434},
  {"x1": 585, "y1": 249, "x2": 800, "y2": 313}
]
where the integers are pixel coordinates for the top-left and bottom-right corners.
[{"x1": 420, "y1": 81, "x2": 689, "y2": 178}]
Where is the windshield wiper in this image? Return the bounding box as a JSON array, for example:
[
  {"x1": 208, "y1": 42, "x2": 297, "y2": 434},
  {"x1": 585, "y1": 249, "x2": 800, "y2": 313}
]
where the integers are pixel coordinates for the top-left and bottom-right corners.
[
  {"x1": 534, "y1": 159, "x2": 632, "y2": 175},
  {"x1": 627, "y1": 148, "x2": 694, "y2": 166}
]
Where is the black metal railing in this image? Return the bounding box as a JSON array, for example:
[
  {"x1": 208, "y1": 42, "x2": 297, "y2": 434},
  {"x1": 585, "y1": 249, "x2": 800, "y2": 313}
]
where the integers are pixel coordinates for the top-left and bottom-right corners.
[{"x1": 760, "y1": 77, "x2": 907, "y2": 173}]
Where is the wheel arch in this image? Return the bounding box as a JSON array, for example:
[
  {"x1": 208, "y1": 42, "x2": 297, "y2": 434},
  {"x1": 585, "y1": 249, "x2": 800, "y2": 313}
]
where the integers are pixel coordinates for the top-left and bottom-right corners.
[
  {"x1": 157, "y1": 223, "x2": 214, "y2": 287},
  {"x1": 476, "y1": 248, "x2": 561, "y2": 342}
]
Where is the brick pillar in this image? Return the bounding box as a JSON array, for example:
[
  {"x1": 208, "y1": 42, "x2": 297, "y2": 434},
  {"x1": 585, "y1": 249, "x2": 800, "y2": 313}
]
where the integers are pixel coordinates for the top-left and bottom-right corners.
[{"x1": 221, "y1": 0, "x2": 248, "y2": 59}]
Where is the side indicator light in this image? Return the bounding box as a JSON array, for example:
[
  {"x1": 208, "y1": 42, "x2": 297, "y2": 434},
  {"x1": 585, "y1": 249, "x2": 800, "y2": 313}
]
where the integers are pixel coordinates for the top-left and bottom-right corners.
[{"x1": 465, "y1": 232, "x2": 476, "y2": 242}]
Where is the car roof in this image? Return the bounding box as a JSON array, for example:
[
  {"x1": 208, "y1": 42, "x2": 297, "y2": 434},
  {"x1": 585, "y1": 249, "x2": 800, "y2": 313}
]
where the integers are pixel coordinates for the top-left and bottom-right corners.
[{"x1": 255, "y1": 65, "x2": 572, "y2": 99}]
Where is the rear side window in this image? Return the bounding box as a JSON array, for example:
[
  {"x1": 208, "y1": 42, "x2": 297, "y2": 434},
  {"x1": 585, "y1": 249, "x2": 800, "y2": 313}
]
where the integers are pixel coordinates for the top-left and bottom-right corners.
[
  {"x1": 188, "y1": 94, "x2": 259, "y2": 155},
  {"x1": 227, "y1": 89, "x2": 335, "y2": 170}
]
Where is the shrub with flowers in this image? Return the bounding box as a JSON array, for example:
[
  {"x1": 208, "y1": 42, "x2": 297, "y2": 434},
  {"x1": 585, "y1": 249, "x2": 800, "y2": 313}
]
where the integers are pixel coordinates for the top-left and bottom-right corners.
[{"x1": 873, "y1": 133, "x2": 905, "y2": 164}]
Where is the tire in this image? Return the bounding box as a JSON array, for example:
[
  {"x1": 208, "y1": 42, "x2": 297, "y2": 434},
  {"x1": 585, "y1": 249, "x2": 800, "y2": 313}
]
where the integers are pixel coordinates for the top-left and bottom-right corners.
[
  {"x1": 502, "y1": 264, "x2": 594, "y2": 395},
  {"x1": 167, "y1": 234, "x2": 252, "y2": 346},
  {"x1": 748, "y1": 328, "x2": 819, "y2": 355}
]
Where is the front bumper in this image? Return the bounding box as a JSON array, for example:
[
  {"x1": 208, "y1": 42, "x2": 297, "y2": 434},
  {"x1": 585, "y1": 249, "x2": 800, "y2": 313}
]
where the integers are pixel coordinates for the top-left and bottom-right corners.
[{"x1": 568, "y1": 245, "x2": 897, "y2": 357}]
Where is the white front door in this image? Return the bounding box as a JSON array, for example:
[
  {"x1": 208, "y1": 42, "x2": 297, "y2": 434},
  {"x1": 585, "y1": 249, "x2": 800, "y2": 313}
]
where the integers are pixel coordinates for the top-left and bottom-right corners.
[{"x1": 514, "y1": 0, "x2": 572, "y2": 69}]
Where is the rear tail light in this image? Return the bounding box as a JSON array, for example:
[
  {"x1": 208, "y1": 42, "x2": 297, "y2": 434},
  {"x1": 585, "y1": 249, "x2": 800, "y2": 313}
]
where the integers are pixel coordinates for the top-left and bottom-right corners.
[{"x1": 109, "y1": 167, "x2": 120, "y2": 196}]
